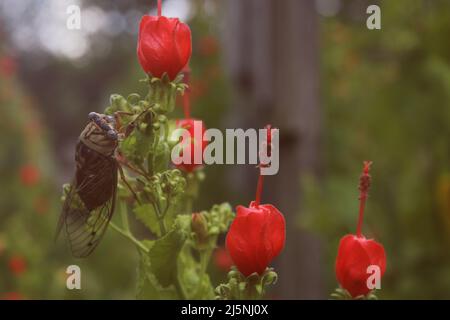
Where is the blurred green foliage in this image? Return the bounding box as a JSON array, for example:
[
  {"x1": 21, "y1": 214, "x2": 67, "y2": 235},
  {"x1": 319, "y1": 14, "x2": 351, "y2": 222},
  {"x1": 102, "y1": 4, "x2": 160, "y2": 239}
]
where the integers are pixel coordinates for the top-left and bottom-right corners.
[
  {"x1": 1, "y1": 0, "x2": 449, "y2": 300},
  {"x1": 0, "y1": 0, "x2": 232, "y2": 299},
  {"x1": 300, "y1": 0, "x2": 450, "y2": 299},
  {"x1": 0, "y1": 49, "x2": 138, "y2": 299}
]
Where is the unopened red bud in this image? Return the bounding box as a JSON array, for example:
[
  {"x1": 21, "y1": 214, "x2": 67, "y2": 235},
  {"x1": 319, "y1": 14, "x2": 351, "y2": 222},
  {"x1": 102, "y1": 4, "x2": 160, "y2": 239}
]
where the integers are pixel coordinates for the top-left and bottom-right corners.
[{"x1": 191, "y1": 212, "x2": 209, "y2": 245}]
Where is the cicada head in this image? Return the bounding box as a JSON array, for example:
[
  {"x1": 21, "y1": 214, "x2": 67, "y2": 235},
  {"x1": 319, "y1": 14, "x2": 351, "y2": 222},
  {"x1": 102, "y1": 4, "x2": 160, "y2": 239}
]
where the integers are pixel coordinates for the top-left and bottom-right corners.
[{"x1": 79, "y1": 112, "x2": 118, "y2": 156}]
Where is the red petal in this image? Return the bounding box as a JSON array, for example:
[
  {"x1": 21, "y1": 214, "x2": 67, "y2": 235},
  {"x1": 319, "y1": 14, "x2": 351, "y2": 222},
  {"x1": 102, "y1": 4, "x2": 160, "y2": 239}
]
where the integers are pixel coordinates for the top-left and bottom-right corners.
[
  {"x1": 137, "y1": 16, "x2": 190, "y2": 80},
  {"x1": 226, "y1": 203, "x2": 285, "y2": 277},
  {"x1": 174, "y1": 21, "x2": 192, "y2": 76},
  {"x1": 335, "y1": 234, "x2": 386, "y2": 297},
  {"x1": 361, "y1": 238, "x2": 386, "y2": 276},
  {"x1": 335, "y1": 235, "x2": 371, "y2": 297},
  {"x1": 261, "y1": 204, "x2": 285, "y2": 259}
]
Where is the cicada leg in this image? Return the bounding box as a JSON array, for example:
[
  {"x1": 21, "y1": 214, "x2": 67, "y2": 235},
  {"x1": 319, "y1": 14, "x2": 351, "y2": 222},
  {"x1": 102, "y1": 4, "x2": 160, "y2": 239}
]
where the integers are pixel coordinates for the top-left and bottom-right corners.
[
  {"x1": 114, "y1": 104, "x2": 155, "y2": 138},
  {"x1": 117, "y1": 163, "x2": 141, "y2": 205}
]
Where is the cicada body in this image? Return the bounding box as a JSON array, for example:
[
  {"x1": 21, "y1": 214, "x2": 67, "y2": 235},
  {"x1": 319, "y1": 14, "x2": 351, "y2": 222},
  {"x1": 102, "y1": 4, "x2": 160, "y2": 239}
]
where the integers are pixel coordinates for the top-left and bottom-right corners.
[{"x1": 57, "y1": 113, "x2": 119, "y2": 258}]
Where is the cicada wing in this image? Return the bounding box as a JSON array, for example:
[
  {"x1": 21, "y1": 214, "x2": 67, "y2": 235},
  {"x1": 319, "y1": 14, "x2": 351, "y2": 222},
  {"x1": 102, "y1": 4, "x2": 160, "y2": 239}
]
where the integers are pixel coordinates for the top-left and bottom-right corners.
[{"x1": 58, "y1": 163, "x2": 118, "y2": 258}]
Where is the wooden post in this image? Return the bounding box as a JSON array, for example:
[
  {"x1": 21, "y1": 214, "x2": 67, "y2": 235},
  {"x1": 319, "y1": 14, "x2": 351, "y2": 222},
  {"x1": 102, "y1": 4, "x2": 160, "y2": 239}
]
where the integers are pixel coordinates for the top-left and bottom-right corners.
[{"x1": 223, "y1": 0, "x2": 323, "y2": 299}]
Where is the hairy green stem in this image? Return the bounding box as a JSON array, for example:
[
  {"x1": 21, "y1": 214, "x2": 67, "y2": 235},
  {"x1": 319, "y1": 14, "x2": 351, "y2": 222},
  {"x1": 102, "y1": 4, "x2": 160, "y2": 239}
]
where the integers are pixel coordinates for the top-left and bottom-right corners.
[
  {"x1": 200, "y1": 248, "x2": 212, "y2": 275},
  {"x1": 175, "y1": 276, "x2": 187, "y2": 299},
  {"x1": 110, "y1": 221, "x2": 149, "y2": 253},
  {"x1": 152, "y1": 202, "x2": 167, "y2": 236}
]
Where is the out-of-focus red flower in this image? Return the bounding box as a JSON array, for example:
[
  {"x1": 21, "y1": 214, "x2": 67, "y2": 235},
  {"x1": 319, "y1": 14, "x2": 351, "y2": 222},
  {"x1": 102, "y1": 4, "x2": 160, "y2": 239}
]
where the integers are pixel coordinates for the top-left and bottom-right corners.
[
  {"x1": 24, "y1": 119, "x2": 42, "y2": 141},
  {"x1": 8, "y1": 255, "x2": 27, "y2": 276},
  {"x1": 0, "y1": 237, "x2": 5, "y2": 257},
  {"x1": 226, "y1": 201, "x2": 285, "y2": 277},
  {"x1": 191, "y1": 78, "x2": 208, "y2": 101},
  {"x1": 173, "y1": 119, "x2": 207, "y2": 172},
  {"x1": 2, "y1": 292, "x2": 24, "y2": 300},
  {"x1": 335, "y1": 235, "x2": 386, "y2": 298},
  {"x1": 33, "y1": 196, "x2": 49, "y2": 215},
  {"x1": 0, "y1": 56, "x2": 17, "y2": 77},
  {"x1": 137, "y1": 15, "x2": 192, "y2": 80},
  {"x1": 214, "y1": 247, "x2": 233, "y2": 272},
  {"x1": 206, "y1": 65, "x2": 221, "y2": 80},
  {"x1": 19, "y1": 164, "x2": 40, "y2": 186},
  {"x1": 198, "y1": 36, "x2": 218, "y2": 57}
]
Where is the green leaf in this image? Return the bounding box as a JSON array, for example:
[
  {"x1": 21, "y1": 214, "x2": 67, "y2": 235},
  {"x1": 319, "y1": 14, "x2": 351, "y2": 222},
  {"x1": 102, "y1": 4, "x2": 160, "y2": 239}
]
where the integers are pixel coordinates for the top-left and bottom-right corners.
[
  {"x1": 153, "y1": 141, "x2": 170, "y2": 174},
  {"x1": 120, "y1": 129, "x2": 151, "y2": 164},
  {"x1": 134, "y1": 204, "x2": 161, "y2": 237},
  {"x1": 192, "y1": 274, "x2": 215, "y2": 299},
  {"x1": 136, "y1": 253, "x2": 179, "y2": 299},
  {"x1": 174, "y1": 214, "x2": 192, "y2": 233},
  {"x1": 177, "y1": 245, "x2": 215, "y2": 299},
  {"x1": 148, "y1": 228, "x2": 186, "y2": 287}
]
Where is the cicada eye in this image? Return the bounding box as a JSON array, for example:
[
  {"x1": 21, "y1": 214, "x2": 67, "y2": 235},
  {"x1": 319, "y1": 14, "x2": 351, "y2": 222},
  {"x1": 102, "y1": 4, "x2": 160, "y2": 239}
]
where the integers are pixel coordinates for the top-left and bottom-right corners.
[
  {"x1": 107, "y1": 129, "x2": 118, "y2": 140},
  {"x1": 88, "y1": 112, "x2": 99, "y2": 121},
  {"x1": 106, "y1": 115, "x2": 115, "y2": 123},
  {"x1": 100, "y1": 122, "x2": 110, "y2": 131}
]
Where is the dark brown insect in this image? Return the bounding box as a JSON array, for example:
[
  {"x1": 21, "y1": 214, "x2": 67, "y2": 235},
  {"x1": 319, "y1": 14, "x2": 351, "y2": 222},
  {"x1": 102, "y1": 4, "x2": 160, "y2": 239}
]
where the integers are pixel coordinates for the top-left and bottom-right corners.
[{"x1": 56, "y1": 112, "x2": 119, "y2": 258}]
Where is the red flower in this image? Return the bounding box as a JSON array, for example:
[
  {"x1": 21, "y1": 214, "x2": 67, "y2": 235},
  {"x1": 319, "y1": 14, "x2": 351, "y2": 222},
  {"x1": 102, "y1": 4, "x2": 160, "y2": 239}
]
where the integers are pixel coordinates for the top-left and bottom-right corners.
[
  {"x1": 0, "y1": 237, "x2": 5, "y2": 257},
  {"x1": 173, "y1": 119, "x2": 207, "y2": 172},
  {"x1": 2, "y1": 292, "x2": 23, "y2": 300},
  {"x1": 8, "y1": 255, "x2": 27, "y2": 276},
  {"x1": 226, "y1": 125, "x2": 284, "y2": 277},
  {"x1": 198, "y1": 36, "x2": 218, "y2": 57},
  {"x1": 335, "y1": 234, "x2": 386, "y2": 297},
  {"x1": 214, "y1": 247, "x2": 233, "y2": 272},
  {"x1": 335, "y1": 161, "x2": 387, "y2": 298},
  {"x1": 0, "y1": 56, "x2": 17, "y2": 77},
  {"x1": 226, "y1": 201, "x2": 285, "y2": 277},
  {"x1": 33, "y1": 196, "x2": 49, "y2": 215},
  {"x1": 137, "y1": 15, "x2": 191, "y2": 80},
  {"x1": 19, "y1": 164, "x2": 40, "y2": 186}
]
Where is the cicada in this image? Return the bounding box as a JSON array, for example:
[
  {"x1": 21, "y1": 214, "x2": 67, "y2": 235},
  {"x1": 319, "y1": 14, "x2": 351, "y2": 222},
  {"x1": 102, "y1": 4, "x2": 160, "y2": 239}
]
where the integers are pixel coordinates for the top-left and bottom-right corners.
[{"x1": 56, "y1": 112, "x2": 120, "y2": 258}]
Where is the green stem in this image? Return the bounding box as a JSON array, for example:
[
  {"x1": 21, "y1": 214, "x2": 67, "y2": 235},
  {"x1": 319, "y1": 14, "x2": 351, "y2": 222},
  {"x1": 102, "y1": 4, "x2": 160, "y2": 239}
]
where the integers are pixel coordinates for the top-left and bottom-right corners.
[
  {"x1": 185, "y1": 174, "x2": 198, "y2": 214},
  {"x1": 200, "y1": 248, "x2": 212, "y2": 275},
  {"x1": 120, "y1": 202, "x2": 130, "y2": 231},
  {"x1": 152, "y1": 202, "x2": 167, "y2": 236},
  {"x1": 110, "y1": 221, "x2": 149, "y2": 253},
  {"x1": 175, "y1": 276, "x2": 187, "y2": 299},
  {"x1": 186, "y1": 197, "x2": 193, "y2": 216}
]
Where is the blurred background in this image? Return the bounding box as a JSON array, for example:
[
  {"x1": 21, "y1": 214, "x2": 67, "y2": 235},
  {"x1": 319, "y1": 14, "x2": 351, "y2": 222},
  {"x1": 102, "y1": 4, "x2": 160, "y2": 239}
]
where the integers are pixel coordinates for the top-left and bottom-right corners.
[{"x1": 0, "y1": 0, "x2": 449, "y2": 299}]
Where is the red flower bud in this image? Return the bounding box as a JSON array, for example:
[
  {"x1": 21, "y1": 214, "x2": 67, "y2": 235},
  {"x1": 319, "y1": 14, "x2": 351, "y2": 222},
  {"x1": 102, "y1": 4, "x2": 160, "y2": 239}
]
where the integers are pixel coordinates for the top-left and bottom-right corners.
[
  {"x1": 335, "y1": 161, "x2": 387, "y2": 298},
  {"x1": 173, "y1": 119, "x2": 207, "y2": 172},
  {"x1": 191, "y1": 212, "x2": 209, "y2": 245},
  {"x1": 226, "y1": 201, "x2": 285, "y2": 277},
  {"x1": 137, "y1": 15, "x2": 192, "y2": 80},
  {"x1": 335, "y1": 234, "x2": 386, "y2": 297}
]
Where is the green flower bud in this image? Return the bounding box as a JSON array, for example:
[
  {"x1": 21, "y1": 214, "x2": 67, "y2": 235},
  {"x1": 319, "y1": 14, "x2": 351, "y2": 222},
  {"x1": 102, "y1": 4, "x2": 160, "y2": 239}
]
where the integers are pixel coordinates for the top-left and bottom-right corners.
[
  {"x1": 157, "y1": 115, "x2": 167, "y2": 123},
  {"x1": 127, "y1": 93, "x2": 140, "y2": 104},
  {"x1": 132, "y1": 106, "x2": 141, "y2": 114}
]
